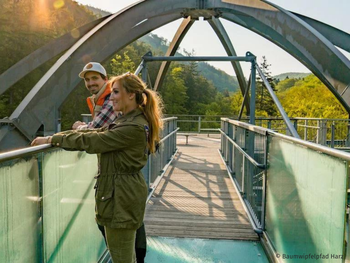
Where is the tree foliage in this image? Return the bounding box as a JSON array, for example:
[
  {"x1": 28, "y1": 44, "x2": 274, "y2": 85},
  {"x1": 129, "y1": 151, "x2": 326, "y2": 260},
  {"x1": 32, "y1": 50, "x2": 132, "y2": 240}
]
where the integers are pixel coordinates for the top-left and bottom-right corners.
[{"x1": 256, "y1": 56, "x2": 278, "y2": 116}]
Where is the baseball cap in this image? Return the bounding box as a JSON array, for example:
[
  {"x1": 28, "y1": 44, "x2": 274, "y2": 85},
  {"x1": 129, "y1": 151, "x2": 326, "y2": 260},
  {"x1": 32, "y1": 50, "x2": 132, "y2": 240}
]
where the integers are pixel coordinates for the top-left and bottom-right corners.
[{"x1": 79, "y1": 62, "x2": 107, "y2": 78}]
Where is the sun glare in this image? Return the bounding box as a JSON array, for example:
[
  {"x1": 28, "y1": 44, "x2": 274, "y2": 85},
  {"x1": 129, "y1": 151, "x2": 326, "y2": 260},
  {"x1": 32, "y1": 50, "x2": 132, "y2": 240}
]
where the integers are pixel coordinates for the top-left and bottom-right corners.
[
  {"x1": 31, "y1": 0, "x2": 50, "y2": 30},
  {"x1": 54, "y1": 0, "x2": 65, "y2": 9}
]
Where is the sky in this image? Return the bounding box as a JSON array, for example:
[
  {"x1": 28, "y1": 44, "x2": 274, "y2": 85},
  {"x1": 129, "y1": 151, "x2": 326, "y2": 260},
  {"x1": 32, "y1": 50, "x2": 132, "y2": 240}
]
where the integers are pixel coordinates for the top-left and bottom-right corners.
[{"x1": 74, "y1": 0, "x2": 350, "y2": 77}]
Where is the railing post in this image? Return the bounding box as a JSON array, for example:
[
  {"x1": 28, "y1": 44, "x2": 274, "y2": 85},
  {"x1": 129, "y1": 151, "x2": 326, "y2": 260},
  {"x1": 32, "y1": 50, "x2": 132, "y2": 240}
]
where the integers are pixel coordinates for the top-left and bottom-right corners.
[
  {"x1": 261, "y1": 134, "x2": 268, "y2": 230},
  {"x1": 245, "y1": 129, "x2": 254, "y2": 201},
  {"x1": 249, "y1": 58, "x2": 256, "y2": 125},
  {"x1": 304, "y1": 119, "x2": 308, "y2": 140},
  {"x1": 198, "y1": 116, "x2": 201, "y2": 133},
  {"x1": 294, "y1": 119, "x2": 298, "y2": 135},
  {"x1": 347, "y1": 121, "x2": 350, "y2": 147},
  {"x1": 228, "y1": 123, "x2": 233, "y2": 170},
  {"x1": 241, "y1": 156, "x2": 245, "y2": 194},
  {"x1": 317, "y1": 120, "x2": 327, "y2": 146},
  {"x1": 331, "y1": 121, "x2": 335, "y2": 148}
]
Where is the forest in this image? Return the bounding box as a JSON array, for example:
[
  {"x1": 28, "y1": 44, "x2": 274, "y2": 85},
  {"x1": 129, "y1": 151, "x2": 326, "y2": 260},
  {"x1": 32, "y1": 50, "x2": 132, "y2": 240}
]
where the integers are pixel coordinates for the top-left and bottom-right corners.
[{"x1": 0, "y1": 0, "x2": 347, "y2": 131}]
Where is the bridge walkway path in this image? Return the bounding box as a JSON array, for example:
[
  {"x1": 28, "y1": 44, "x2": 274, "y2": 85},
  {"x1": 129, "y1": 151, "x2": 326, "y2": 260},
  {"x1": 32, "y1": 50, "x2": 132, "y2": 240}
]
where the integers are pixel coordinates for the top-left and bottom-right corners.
[{"x1": 144, "y1": 134, "x2": 259, "y2": 241}]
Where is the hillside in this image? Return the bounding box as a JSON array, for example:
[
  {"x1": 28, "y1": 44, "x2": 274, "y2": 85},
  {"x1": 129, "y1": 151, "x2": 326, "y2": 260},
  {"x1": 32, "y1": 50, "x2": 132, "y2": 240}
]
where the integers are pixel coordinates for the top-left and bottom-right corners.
[
  {"x1": 274, "y1": 72, "x2": 311, "y2": 80},
  {"x1": 140, "y1": 34, "x2": 239, "y2": 92},
  {"x1": 81, "y1": 7, "x2": 239, "y2": 93},
  {"x1": 84, "y1": 5, "x2": 110, "y2": 18}
]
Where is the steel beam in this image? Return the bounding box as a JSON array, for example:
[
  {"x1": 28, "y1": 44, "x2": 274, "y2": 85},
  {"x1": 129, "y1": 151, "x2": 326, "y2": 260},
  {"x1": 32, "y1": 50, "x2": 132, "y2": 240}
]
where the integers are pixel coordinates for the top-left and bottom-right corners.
[
  {"x1": 215, "y1": 0, "x2": 350, "y2": 112},
  {"x1": 208, "y1": 17, "x2": 250, "y2": 114},
  {"x1": 154, "y1": 17, "x2": 195, "y2": 91},
  {"x1": 143, "y1": 55, "x2": 255, "y2": 62},
  {"x1": 294, "y1": 13, "x2": 350, "y2": 53}
]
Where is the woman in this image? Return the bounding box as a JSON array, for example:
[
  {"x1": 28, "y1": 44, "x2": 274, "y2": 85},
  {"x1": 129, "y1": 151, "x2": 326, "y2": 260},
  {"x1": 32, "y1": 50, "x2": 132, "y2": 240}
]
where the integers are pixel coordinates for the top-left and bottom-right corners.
[{"x1": 32, "y1": 73, "x2": 163, "y2": 262}]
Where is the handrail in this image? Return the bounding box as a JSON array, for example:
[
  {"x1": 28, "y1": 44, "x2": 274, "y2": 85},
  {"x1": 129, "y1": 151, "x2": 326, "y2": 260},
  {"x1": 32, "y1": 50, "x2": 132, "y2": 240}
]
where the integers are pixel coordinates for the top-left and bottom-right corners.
[
  {"x1": 221, "y1": 118, "x2": 268, "y2": 136},
  {"x1": 269, "y1": 131, "x2": 350, "y2": 161},
  {"x1": 159, "y1": 128, "x2": 180, "y2": 144},
  {"x1": 168, "y1": 114, "x2": 350, "y2": 121},
  {"x1": 219, "y1": 130, "x2": 265, "y2": 169},
  {"x1": 0, "y1": 118, "x2": 178, "y2": 163},
  {"x1": 222, "y1": 118, "x2": 350, "y2": 161},
  {"x1": 0, "y1": 144, "x2": 52, "y2": 162},
  {"x1": 161, "y1": 117, "x2": 177, "y2": 122}
]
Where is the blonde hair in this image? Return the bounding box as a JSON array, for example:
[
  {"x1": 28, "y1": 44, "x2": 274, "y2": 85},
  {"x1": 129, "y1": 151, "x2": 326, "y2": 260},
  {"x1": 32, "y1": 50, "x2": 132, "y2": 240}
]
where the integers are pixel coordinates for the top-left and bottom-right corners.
[{"x1": 110, "y1": 73, "x2": 164, "y2": 153}]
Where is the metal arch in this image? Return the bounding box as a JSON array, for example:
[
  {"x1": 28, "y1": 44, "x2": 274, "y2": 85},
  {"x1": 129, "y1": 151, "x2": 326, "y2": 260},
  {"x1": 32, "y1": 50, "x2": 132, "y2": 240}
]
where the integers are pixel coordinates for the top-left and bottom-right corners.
[
  {"x1": 209, "y1": 0, "x2": 350, "y2": 112},
  {"x1": 262, "y1": 0, "x2": 350, "y2": 108},
  {"x1": 207, "y1": 17, "x2": 250, "y2": 114},
  {"x1": 153, "y1": 17, "x2": 195, "y2": 91},
  {"x1": 5, "y1": 2, "x2": 185, "y2": 147},
  {"x1": 0, "y1": 16, "x2": 110, "y2": 96},
  {"x1": 293, "y1": 13, "x2": 350, "y2": 53}
]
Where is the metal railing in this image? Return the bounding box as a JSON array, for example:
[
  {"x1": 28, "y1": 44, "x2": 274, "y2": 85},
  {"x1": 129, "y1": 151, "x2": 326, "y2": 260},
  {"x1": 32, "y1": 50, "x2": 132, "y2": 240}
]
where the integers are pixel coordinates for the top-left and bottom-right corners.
[
  {"x1": 143, "y1": 117, "x2": 178, "y2": 201},
  {"x1": 0, "y1": 117, "x2": 178, "y2": 262},
  {"x1": 221, "y1": 117, "x2": 350, "y2": 261},
  {"x1": 169, "y1": 114, "x2": 350, "y2": 149}
]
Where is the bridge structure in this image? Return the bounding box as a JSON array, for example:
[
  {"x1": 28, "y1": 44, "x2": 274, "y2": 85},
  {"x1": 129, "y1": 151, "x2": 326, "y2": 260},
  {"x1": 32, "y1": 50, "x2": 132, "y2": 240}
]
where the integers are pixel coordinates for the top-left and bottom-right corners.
[
  {"x1": 1, "y1": 0, "x2": 350, "y2": 262},
  {"x1": 1, "y1": 0, "x2": 350, "y2": 151}
]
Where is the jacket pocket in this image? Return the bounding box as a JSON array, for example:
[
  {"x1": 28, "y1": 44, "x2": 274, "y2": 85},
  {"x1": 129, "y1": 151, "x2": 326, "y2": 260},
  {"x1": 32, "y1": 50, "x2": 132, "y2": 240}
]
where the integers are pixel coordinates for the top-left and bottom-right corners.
[{"x1": 96, "y1": 190, "x2": 114, "y2": 219}]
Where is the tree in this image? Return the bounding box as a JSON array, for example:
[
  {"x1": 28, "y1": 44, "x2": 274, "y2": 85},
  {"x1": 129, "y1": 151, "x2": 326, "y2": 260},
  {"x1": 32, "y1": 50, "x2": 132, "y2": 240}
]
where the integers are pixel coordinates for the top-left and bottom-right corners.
[
  {"x1": 255, "y1": 56, "x2": 278, "y2": 116},
  {"x1": 110, "y1": 51, "x2": 136, "y2": 75},
  {"x1": 161, "y1": 66, "x2": 188, "y2": 114},
  {"x1": 278, "y1": 75, "x2": 347, "y2": 118}
]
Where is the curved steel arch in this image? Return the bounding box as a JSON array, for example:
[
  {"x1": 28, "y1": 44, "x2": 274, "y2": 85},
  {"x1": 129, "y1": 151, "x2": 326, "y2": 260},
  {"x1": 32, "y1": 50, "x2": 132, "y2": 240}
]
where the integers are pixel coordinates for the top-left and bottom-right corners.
[
  {"x1": 153, "y1": 17, "x2": 195, "y2": 91},
  {"x1": 293, "y1": 13, "x2": 350, "y2": 53},
  {"x1": 1, "y1": 0, "x2": 350, "y2": 151}
]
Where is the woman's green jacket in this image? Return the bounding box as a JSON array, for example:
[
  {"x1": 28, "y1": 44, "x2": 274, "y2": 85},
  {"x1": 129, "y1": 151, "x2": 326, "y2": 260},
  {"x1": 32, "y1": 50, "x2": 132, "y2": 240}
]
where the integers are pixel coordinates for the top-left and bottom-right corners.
[{"x1": 51, "y1": 108, "x2": 149, "y2": 230}]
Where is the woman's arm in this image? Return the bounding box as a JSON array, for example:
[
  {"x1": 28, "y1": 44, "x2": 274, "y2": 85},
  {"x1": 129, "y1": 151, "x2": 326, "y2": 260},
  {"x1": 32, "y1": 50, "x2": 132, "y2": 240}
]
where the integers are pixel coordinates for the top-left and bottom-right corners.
[{"x1": 33, "y1": 124, "x2": 146, "y2": 154}]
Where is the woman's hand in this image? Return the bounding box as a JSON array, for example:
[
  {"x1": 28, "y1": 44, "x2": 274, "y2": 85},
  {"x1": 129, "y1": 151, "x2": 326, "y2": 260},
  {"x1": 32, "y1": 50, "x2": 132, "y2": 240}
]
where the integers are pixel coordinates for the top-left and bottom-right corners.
[{"x1": 31, "y1": 136, "x2": 52, "y2": 146}]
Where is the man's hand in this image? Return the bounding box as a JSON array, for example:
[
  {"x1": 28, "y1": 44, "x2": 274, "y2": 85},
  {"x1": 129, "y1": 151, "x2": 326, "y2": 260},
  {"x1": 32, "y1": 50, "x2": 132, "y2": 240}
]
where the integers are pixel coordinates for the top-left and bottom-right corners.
[
  {"x1": 72, "y1": 121, "x2": 86, "y2": 130},
  {"x1": 31, "y1": 136, "x2": 51, "y2": 146}
]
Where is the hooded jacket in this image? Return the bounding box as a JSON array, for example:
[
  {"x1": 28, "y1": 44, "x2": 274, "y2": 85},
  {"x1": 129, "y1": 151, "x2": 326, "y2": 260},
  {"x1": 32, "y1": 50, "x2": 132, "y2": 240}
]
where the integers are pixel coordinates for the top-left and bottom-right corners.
[{"x1": 51, "y1": 108, "x2": 149, "y2": 229}]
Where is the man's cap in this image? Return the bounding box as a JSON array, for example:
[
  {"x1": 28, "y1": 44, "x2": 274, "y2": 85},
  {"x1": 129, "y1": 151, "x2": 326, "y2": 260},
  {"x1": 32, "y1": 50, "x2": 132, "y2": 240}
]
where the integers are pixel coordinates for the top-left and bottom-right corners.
[{"x1": 79, "y1": 62, "x2": 107, "y2": 78}]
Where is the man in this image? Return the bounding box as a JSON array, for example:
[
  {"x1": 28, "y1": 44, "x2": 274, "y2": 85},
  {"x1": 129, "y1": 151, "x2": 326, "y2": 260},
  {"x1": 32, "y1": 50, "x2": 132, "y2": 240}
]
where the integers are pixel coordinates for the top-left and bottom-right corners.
[
  {"x1": 75, "y1": 62, "x2": 147, "y2": 262},
  {"x1": 72, "y1": 62, "x2": 118, "y2": 130}
]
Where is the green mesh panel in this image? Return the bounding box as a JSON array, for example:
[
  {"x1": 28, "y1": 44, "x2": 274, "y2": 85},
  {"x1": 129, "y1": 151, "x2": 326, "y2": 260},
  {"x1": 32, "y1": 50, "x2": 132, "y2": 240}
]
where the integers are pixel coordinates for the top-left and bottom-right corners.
[
  {"x1": 0, "y1": 158, "x2": 41, "y2": 262},
  {"x1": 266, "y1": 136, "x2": 348, "y2": 262},
  {"x1": 42, "y1": 150, "x2": 105, "y2": 262}
]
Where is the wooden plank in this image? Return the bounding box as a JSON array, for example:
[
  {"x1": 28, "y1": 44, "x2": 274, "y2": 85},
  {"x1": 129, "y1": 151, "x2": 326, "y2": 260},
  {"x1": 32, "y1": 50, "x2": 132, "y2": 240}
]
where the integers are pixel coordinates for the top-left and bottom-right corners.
[{"x1": 145, "y1": 135, "x2": 258, "y2": 241}]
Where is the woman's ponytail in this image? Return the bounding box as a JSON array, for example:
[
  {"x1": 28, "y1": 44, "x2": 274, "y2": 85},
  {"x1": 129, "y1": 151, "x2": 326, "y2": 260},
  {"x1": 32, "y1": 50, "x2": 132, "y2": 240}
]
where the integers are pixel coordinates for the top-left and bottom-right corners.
[{"x1": 142, "y1": 88, "x2": 163, "y2": 153}]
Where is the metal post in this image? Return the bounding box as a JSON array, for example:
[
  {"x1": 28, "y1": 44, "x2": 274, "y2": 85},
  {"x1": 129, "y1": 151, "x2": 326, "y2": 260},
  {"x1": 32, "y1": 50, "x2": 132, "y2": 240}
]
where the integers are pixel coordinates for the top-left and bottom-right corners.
[
  {"x1": 228, "y1": 123, "x2": 233, "y2": 170},
  {"x1": 148, "y1": 155, "x2": 152, "y2": 191},
  {"x1": 255, "y1": 63, "x2": 300, "y2": 138},
  {"x1": 347, "y1": 120, "x2": 350, "y2": 147},
  {"x1": 317, "y1": 120, "x2": 327, "y2": 145},
  {"x1": 294, "y1": 119, "x2": 298, "y2": 134},
  {"x1": 56, "y1": 109, "x2": 61, "y2": 133},
  {"x1": 242, "y1": 156, "x2": 245, "y2": 194},
  {"x1": 141, "y1": 62, "x2": 148, "y2": 84},
  {"x1": 198, "y1": 116, "x2": 201, "y2": 133},
  {"x1": 249, "y1": 59, "x2": 256, "y2": 125},
  {"x1": 261, "y1": 135, "x2": 268, "y2": 230},
  {"x1": 304, "y1": 119, "x2": 308, "y2": 140},
  {"x1": 331, "y1": 121, "x2": 335, "y2": 148}
]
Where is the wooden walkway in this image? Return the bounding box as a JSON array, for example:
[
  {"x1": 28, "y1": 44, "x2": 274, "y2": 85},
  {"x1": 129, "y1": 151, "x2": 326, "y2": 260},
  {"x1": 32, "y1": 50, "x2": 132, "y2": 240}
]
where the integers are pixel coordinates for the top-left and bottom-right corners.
[{"x1": 144, "y1": 134, "x2": 259, "y2": 241}]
